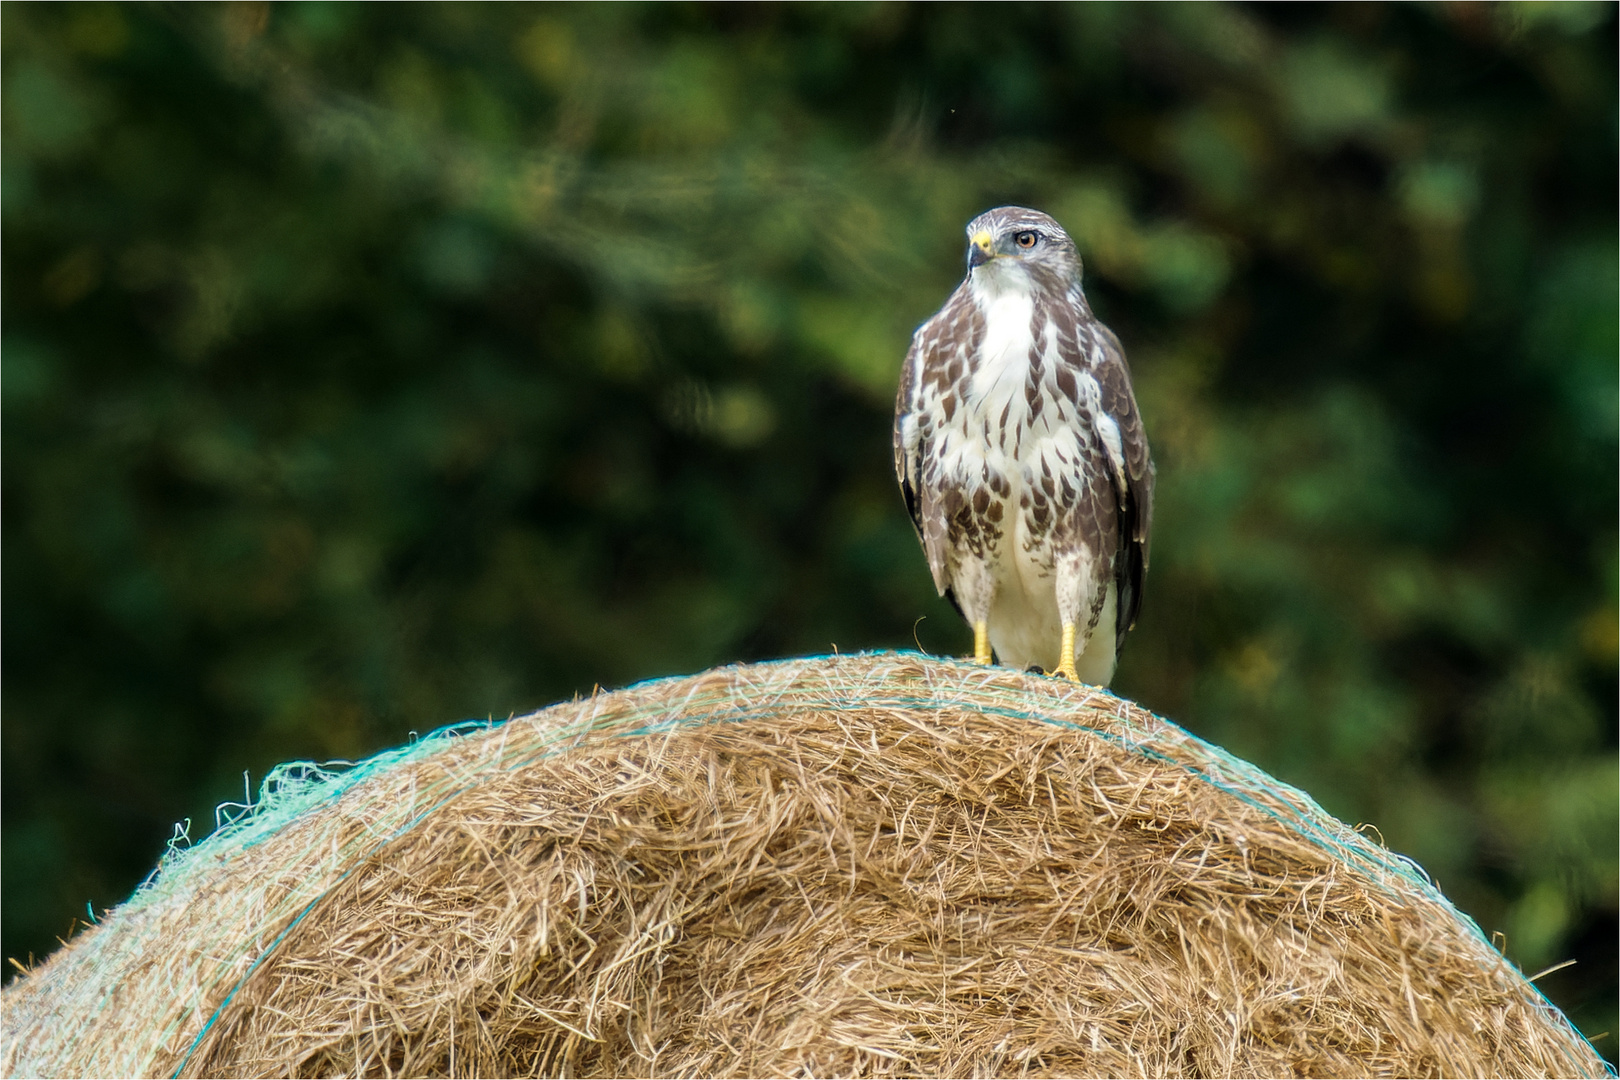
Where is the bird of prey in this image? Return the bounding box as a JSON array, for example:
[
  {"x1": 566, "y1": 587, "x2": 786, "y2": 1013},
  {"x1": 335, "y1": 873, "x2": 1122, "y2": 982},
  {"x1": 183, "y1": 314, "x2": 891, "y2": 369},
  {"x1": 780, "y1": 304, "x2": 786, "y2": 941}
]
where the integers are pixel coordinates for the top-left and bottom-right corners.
[{"x1": 893, "y1": 206, "x2": 1154, "y2": 685}]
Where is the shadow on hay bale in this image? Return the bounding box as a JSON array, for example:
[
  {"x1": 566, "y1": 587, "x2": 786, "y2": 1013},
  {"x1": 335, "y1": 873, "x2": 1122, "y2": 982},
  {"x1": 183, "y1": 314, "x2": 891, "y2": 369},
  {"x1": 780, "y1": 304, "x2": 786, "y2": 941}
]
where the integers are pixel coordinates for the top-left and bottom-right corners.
[{"x1": 1, "y1": 652, "x2": 1607, "y2": 1079}]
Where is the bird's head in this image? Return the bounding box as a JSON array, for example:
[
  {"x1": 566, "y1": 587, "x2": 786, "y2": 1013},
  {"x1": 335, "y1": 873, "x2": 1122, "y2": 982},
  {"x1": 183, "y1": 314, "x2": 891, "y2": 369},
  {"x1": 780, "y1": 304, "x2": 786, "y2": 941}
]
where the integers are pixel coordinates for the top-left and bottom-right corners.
[{"x1": 964, "y1": 207, "x2": 1082, "y2": 292}]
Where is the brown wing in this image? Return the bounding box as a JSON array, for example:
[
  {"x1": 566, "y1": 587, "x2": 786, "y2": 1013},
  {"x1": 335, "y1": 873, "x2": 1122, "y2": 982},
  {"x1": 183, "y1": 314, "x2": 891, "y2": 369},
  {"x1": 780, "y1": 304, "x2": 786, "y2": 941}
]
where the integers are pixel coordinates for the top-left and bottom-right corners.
[
  {"x1": 893, "y1": 284, "x2": 976, "y2": 598},
  {"x1": 892, "y1": 336, "x2": 925, "y2": 539},
  {"x1": 1092, "y1": 323, "x2": 1154, "y2": 642}
]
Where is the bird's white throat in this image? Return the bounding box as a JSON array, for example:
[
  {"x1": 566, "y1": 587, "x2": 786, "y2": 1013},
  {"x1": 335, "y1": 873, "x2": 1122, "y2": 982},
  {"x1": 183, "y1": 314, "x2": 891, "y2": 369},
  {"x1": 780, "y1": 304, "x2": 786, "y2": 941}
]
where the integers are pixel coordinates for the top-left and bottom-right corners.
[
  {"x1": 967, "y1": 266, "x2": 1037, "y2": 401},
  {"x1": 968, "y1": 258, "x2": 1035, "y2": 303}
]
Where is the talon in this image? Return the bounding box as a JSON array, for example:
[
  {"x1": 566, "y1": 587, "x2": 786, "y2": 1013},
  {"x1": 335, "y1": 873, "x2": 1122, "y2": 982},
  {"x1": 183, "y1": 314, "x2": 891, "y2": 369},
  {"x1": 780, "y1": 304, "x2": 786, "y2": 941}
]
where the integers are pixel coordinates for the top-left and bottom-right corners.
[
  {"x1": 972, "y1": 621, "x2": 993, "y2": 665},
  {"x1": 1052, "y1": 622, "x2": 1079, "y2": 681}
]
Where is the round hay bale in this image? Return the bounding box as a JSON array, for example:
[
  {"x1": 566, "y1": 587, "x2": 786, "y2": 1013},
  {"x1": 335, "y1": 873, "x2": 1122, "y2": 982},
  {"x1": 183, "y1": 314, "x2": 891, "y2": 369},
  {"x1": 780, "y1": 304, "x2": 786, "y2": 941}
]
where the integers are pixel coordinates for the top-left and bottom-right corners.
[{"x1": 2, "y1": 652, "x2": 1606, "y2": 1078}]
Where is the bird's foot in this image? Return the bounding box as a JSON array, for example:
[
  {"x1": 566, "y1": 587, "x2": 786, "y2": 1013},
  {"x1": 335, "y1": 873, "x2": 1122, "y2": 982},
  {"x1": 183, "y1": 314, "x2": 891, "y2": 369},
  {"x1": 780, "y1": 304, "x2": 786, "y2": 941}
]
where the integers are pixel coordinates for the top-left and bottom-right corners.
[
  {"x1": 972, "y1": 621, "x2": 993, "y2": 665},
  {"x1": 1051, "y1": 622, "x2": 1080, "y2": 681}
]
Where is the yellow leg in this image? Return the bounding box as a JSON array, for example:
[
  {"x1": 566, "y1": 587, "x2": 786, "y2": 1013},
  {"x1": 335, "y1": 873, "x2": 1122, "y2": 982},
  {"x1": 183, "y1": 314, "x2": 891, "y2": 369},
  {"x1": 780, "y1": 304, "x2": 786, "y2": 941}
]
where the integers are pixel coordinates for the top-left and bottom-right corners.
[
  {"x1": 1052, "y1": 623, "x2": 1079, "y2": 680},
  {"x1": 972, "y1": 621, "x2": 993, "y2": 665}
]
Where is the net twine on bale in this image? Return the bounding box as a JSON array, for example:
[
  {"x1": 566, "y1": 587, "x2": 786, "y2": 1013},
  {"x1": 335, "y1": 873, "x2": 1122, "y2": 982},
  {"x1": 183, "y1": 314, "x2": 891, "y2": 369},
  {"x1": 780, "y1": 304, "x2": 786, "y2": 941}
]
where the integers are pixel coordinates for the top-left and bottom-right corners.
[{"x1": 1, "y1": 652, "x2": 1608, "y2": 1079}]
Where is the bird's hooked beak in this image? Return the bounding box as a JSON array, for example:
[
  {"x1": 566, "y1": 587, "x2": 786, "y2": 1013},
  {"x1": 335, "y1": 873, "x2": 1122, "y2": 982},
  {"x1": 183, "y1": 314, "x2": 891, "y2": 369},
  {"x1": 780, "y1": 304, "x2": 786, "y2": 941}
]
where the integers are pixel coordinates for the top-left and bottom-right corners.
[{"x1": 966, "y1": 230, "x2": 995, "y2": 270}]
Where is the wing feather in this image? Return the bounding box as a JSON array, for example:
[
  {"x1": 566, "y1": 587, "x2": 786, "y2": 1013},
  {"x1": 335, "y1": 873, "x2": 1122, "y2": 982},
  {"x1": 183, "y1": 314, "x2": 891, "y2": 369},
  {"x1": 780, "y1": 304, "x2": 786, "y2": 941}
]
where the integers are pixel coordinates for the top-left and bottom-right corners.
[
  {"x1": 892, "y1": 338, "x2": 925, "y2": 535},
  {"x1": 893, "y1": 287, "x2": 975, "y2": 597},
  {"x1": 1091, "y1": 324, "x2": 1154, "y2": 643}
]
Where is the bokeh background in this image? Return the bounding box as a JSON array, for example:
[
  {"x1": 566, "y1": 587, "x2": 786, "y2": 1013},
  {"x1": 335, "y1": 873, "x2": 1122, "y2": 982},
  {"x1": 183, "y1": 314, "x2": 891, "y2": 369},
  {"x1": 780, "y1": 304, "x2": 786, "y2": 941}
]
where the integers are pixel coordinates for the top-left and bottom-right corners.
[{"x1": 4, "y1": 1, "x2": 1614, "y2": 1055}]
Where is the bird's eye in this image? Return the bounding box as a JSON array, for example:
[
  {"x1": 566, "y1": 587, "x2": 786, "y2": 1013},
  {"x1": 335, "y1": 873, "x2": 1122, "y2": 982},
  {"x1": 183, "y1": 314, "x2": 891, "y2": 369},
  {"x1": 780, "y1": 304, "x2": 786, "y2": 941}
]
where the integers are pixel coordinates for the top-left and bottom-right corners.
[{"x1": 1015, "y1": 231, "x2": 1039, "y2": 249}]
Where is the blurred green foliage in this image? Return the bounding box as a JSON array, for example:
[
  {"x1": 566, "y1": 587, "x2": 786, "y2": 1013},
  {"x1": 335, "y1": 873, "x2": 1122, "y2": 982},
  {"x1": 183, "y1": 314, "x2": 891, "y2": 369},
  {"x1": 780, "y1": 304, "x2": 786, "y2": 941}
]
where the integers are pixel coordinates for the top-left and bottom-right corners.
[{"x1": 3, "y1": 1, "x2": 1614, "y2": 1055}]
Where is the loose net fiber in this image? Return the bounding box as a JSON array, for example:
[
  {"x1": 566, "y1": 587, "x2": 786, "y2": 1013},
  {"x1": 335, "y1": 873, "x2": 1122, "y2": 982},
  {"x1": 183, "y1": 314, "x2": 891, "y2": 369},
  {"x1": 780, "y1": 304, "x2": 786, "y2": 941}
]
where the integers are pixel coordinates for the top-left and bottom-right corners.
[{"x1": 1, "y1": 652, "x2": 1608, "y2": 1079}]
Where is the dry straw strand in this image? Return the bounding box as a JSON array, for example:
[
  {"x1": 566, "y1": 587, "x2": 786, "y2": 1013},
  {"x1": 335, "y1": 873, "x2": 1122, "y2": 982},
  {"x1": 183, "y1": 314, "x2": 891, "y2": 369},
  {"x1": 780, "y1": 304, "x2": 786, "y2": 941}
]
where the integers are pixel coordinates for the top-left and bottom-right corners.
[{"x1": 1, "y1": 651, "x2": 1609, "y2": 1078}]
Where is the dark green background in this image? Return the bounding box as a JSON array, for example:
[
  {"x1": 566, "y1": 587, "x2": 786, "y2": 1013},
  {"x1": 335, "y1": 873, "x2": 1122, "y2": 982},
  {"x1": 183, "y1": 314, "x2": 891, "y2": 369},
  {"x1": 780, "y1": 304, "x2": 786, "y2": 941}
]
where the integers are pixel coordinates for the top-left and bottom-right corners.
[{"x1": 4, "y1": 1, "x2": 1615, "y2": 1056}]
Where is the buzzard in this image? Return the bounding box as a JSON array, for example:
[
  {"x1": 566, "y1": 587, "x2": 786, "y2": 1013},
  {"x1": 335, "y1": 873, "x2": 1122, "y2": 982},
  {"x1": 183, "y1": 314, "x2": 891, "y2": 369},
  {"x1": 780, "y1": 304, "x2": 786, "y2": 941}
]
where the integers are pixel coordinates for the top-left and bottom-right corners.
[{"x1": 893, "y1": 206, "x2": 1154, "y2": 684}]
